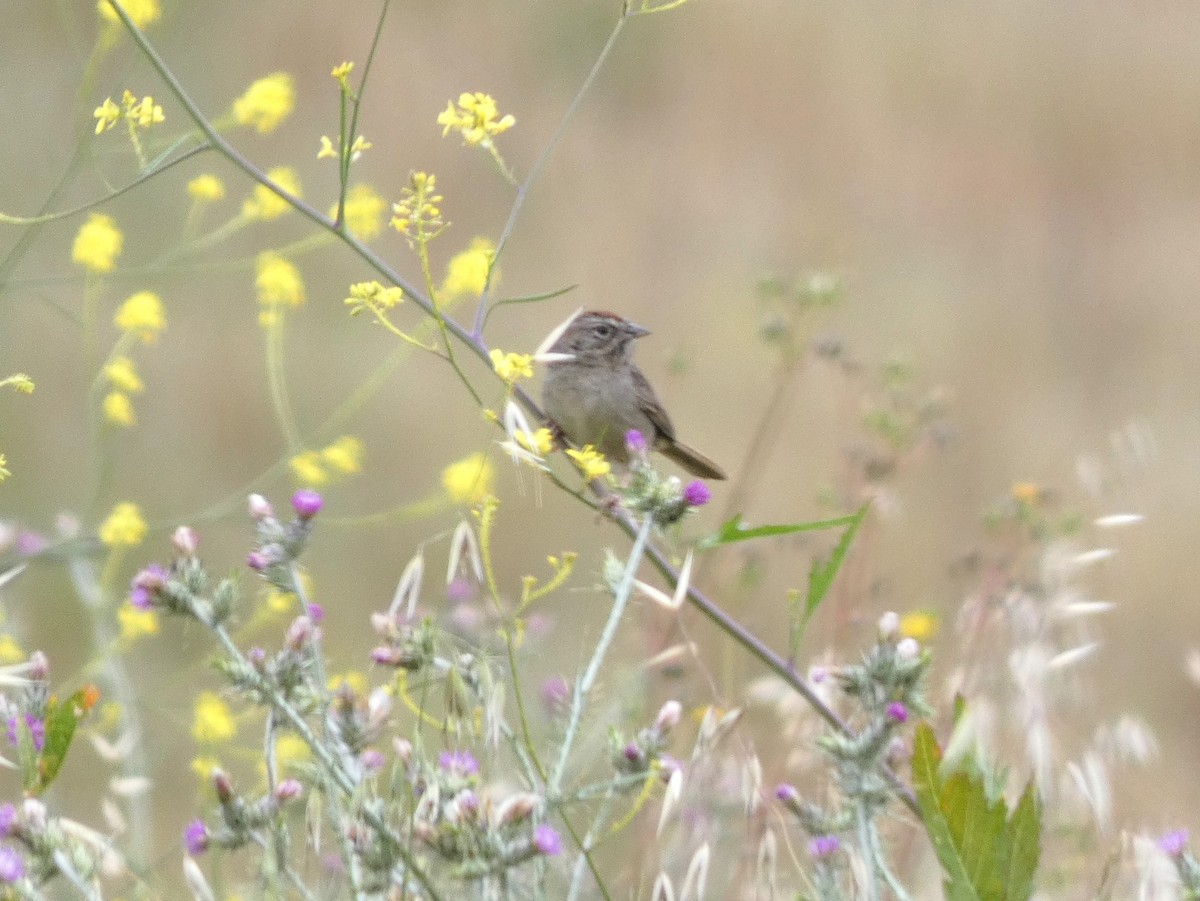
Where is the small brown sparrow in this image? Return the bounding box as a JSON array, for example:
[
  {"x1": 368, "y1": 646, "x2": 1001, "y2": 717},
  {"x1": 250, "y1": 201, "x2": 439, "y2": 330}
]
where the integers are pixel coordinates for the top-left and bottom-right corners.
[{"x1": 542, "y1": 310, "x2": 727, "y2": 480}]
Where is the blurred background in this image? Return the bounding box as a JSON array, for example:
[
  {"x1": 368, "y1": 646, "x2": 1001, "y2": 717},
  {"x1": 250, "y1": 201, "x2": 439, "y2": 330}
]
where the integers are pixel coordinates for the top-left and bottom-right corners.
[{"x1": 2, "y1": 0, "x2": 1199, "y2": 891}]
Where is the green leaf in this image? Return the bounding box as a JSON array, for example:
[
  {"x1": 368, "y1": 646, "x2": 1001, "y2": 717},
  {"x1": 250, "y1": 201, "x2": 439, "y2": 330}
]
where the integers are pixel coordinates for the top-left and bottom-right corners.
[
  {"x1": 31, "y1": 686, "x2": 98, "y2": 795},
  {"x1": 912, "y1": 722, "x2": 1042, "y2": 901},
  {"x1": 697, "y1": 507, "x2": 865, "y2": 551},
  {"x1": 803, "y1": 503, "x2": 870, "y2": 625}
]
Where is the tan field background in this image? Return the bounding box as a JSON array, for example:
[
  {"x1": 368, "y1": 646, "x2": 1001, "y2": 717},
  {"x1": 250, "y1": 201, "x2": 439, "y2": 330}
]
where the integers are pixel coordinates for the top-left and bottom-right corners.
[{"x1": 3, "y1": 0, "x2": 1200, "y2": 892}]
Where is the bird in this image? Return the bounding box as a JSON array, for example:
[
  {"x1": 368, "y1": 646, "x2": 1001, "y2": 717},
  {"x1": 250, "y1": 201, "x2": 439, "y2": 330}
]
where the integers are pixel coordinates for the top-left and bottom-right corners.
[{"x1": 541, "y1": 310, "x2": 726, "y2": 480}]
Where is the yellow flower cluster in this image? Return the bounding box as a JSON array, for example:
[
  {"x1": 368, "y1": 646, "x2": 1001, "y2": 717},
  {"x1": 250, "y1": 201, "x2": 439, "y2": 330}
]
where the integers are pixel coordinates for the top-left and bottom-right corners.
[
  {"x1": 517, "y1": 427, "x2": 555, "y2": 456},
  {"x1": 344, "y1": 280, "x2": 404, "y2": 316},
  {"x1": 72, "y1": 213, "x2": 123, "y2": 273},
  {"x1": 187, "y1": 174, "x2": 225, "y2": 202},
  {"x1": 118, "y1": 604, "x2": 159, "y2": 640},
  {"x1": 255, "y1": 252, "x2": 304, "y2": 307},
  {"x1": 442, "y1": 452, "x2": 496, "y2": 505},
  {"x1": 437, "y1": 92, "x2": 515, "y2": 147},
  {"x1": 99, "y1": 502, "x2": 147, "y2": 547},
  {"x1": 442, "y1": 237, "x2": 495, "y2": 298},
  {"x1": 566, "y1": 446, "x2": 611, "y2": 480},
  {"x1": 290, "y1": 435, "x2": 364, "y2": 487},
  {"x1": 93, "y1": 90, "x2": 165, "y2": 135},
  {"x1": 233, "y1": 73, "x2": 295, "y2": 134},
  {"x1": 102, "y1": 356, "x2": 144, "y2": 428},
  {"x1": 97, "y1": 0, "x2": 161, "y2": 28},
  {"x1": 489, "y1": 349, "x2": 534, "y2": 383},
  {"x1": 192, "y1": 691, "x2": 236, "y2": 743},
  {"x1": 330, "y1": 61, "x2": 355, "y2": 85},
  {"x1": 390, "y1": 171, "x2": 445, "y2": 244},
  {"x1": 318, "y1": 134, "x2": 372, "y2": 162},
  {"x1": 114, "y1": 291, "x2": 166, "y2": 343},
  {"x1": 242, "y1": 167, "x2": 302, "y2": 221},
  {"x1": 330, "y1": 184, "x2": 387, "y2": 239}
]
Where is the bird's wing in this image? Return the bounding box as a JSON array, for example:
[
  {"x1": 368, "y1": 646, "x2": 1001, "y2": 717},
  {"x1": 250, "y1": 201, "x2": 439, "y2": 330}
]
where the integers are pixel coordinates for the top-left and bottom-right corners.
[{"x1": 632, "y1": 365, "x2": 676, "y2": 441}]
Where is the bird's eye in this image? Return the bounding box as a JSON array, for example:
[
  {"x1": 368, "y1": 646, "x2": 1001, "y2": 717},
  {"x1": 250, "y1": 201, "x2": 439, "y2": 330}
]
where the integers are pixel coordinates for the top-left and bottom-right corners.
[{"x1": 595, "y1": 323, "x2": 613, "y2": 337}]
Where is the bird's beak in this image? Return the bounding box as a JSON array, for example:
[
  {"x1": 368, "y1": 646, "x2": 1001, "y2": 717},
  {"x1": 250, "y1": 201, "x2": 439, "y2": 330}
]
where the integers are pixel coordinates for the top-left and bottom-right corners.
[{"x1": 624, "y1": 321, "x2": 651, "y2": 339}]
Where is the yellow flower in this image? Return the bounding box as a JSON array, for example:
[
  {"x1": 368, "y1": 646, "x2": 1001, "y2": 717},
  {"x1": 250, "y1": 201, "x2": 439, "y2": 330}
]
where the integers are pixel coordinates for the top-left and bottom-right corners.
[
  {"x1": 187, "y1": 174, "x2": 225, "y2": 202},
  {"x1": 102, "y1": 391, "x2": 136, "y2": 427},
  {"x1": 290, "y1": 450, "x2": 327, "y2": 486},
  {"x1": 390, "y1": 171, "x2": 445, "y2": 243},
  {"x1": 330, "y1": 61, "x2": 354, "y2": 84},
  {"x1": 273, "y1": 733, "x2": 311, "y2": 771},
  {"x1": 192, "y1": 691, "x2": 236, "y2": 744},
  {"x1": 232, "y1": 73, "x2": 295, "y2": 134},
  {"x1": 344, "y1": 280, "x2": 404, "y2": 314},
  {"x1": 899, "y1": 611, "x2": 939, "y2": 642},
  {"x1": 114, "y1": 290, "x2": 166, "y2": 342},
  {"x1": 336, "y1": 183, "x2": 387, "y2": 239},
  {"x1": 442, "y1": 452, "x2": 495, "y2": 505},
  {"x1": 317, "y1": 135, "x2": 337, "y2": 160},
  {"x1": 120, "y1": 90, "x2": 164, "y2": 128},
  {"x1": 93, "y1": 97, "x2": 121, "y2": 134},
  {"x1": 243, "y1": 167, "x2": 301, "y2": 221},
  {"x1": 255, "y1": 252, "x2": 305, "y2": 309},
  {"x1": 190, "y1": 755, "x2": 220, "y2": 780},
  {"x1": 328, "y1": 671, "x2": 367, "y2": 695},
  {"x1": 489, "y1": 349, "x2": 534, "y2": 383},
  {"x1": 0, "y1": 455, "x2": 8, "y2": 482},
  {"x1": 442, "y1": 237, "x2": 495, "y2": 298},
  {"x1": 437, "y1": 92, "x2": 515, "y2": 147},
  {"x1": 97, "y1": 0, "x2": 161, "y2": 28},
  {"x1": 118, "y1": 604, "x2": 158, "y2": 640},
  {"x1": 99, "y1": 502, "x2": 147, "y2": 547},
  {"x1": 104, "y1": 357, "x2": 144, "y2": 393},
  {"x1": 0, "y1": 636, "x2": 25, "y2": 664},
  {"x1": 321, "y1": 436, "x2": 363, "y2": 474},
  {"x1": 566, "y1": 446, "x2": 611, "y2": 480},
  {"x1": 72, "y1": 213, "x2": 123, "y2": 273},
  {"x1": 517, "y1": 427, "x2": 555, "y2": 456}
]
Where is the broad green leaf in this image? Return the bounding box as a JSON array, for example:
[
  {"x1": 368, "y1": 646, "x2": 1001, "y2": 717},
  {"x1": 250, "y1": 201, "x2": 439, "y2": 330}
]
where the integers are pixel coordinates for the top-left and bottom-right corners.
[
  {"x1": 32, "y1": 686, "x2": 98, "y2": 795},
  {"x1": 912, "y1": 722, "x2": 1042, "y2": 901}
]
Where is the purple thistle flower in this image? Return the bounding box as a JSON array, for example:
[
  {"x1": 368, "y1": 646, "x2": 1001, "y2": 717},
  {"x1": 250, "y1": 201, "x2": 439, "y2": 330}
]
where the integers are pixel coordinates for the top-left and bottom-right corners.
[
  {"x1": 533, "y1": 823, "x2": 562, "y2": 856},
  {"x1": 775, "y1": 783, "x2": 800, "y2": 805},
  {"x1": 438, "y1": 749, "x2": 479, "y2": 777},
  {"x1": 808, "y1": 835, "x2": 840, "y2": 858},
  {"x1": 129, "y1": 563, "x2": 167, "y2": 610},
  {"x1": 682, "y1": 480, "x2": 711, "y2": 507},
  {"x1": 0, "y1": 847, "x2": 23, "y2": 884},
  {"x1": 539, "y1": 676, "x2": 570, "y2": 715},
  {"x1": 885, "y1": 701, "x2": 909, "y2": 724},
  {"x1": 0, "y1": 804, "x2": 16, "y2": 838},
  {"x1": 306, "y1": 603, "x2": 324, "y2": 623},
  {"x1": 361, "y1": 749, "x2": 386, "y2": 773},
  {"x1": 625, "y1": 429, "x2": 648, "y2": 454},
  {"x1": 6, "y1": 714, "x2": 44, "y2": 752},
  {"x1": 1158, "y1": 828, "x2": 1189, "y2": 857},
  {"x1": 274, "y1": 779, "x2": 303, "y2": 803},
  {"x1": 246, "y1": 550, "x2": 270, "y2": 572},
  {"x1": 183, "y1": 819, "x2": 209, "y2": 856},
  {"x1": 291, "y1": 489, "x2": 323, "y2": 519}
]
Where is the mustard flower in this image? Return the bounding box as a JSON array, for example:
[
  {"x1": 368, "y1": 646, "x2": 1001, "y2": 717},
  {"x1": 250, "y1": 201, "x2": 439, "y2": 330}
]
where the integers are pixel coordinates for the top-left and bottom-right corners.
[
  {"x1": 390, "y1": 171, "x2": 444, "y2": 243},
  {"x1": 289, "y1": 451, "x2": 327, "y2": 487},
  {"x1": 518, "y1": 427, "x2": 555, "y2": 456},
  {"x1": 186, "y1": 174, "x2": 225, "y2": 202},
  {"x1": 104, "y1": 356, "x2": 144, "y2": 393},
  {"x1": 102, "y1": 391, "x2": 135, "y2": 427},
  {"x1": 72, "y1": 213, "x2": 123, "y2": 273},
  {"x1": 97, "y1": 0, "x2": 161, "y2": 28},
  {"x1": 344, "y1": 280, "x2": 404, "y2": 314},
  {"x1": 192, "y1": 691, "x2": 236, "y2": 743},
  {"x1": 255, "y1": 252, "x2": 305, "y2": 309},
  {"x1": 489, "y1": 349, "x2": 534, "y2": 383},
  {"x1": 437, "y1": 92, "x2": 515, "y2": 147},
  {"x1": 333, "y1": 183, "x2": 387, "y2": 239},
  {"x1": 232, "y1": 73, "x2": 295, "y2": 134},
  {"x1": 566, "y1": 446, "x2": 610, "y2": 480},
  {"x1": 321, "y1": 436, "x2": 363, "y2": 474},
  {"x1": 118, "y1": 604, "x2": 158, "y2": 640},
  {"x1": 121, "y1": 90, "x2": 164, "y2": 128},
  {"x1": 442, "y1": 237, "x2": 495, "y2": 298},
  {"x1": 99, "y1": 502, "x2": 147, "y2": 547},
  {"x1": 93, "y1": 97, "x2": 121, "y2": 134},
  {"x1": 442, "y1": 452, "x2": 495, "y2": 505},
  {"x1": 0, "y1": 456, "x2": 8, "y2": 482},
  {"x1": 114, "y1": 291, "x2": 166, "y2": 342},
  {"x1": 242, "y1": 167, "x2": 301, "y2": 221},
  {"x1": 330, "y1": 61, "x2": 354, "y2": 83},
  {"x1": 899, "y1": 611, "x2": 939, "y2": 642}
]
